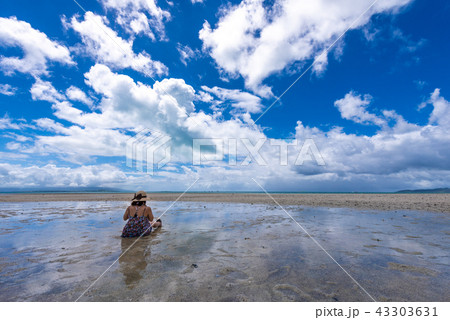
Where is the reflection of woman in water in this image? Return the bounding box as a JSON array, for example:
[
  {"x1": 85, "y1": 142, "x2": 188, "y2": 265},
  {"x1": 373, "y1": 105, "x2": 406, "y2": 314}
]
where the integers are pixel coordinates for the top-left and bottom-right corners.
[
  {"x1": 121, "y1": 191, "x2": 162, "y2": 238},
  {"x1": 119, "y1": 237, "x2": 149, "y2": 288}
]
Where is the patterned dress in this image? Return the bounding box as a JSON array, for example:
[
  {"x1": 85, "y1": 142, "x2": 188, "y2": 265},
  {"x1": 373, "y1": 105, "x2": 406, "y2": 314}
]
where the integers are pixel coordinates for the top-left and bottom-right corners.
[{"x1": 121, "y1": 208, "x2": 152, "y2": 238}]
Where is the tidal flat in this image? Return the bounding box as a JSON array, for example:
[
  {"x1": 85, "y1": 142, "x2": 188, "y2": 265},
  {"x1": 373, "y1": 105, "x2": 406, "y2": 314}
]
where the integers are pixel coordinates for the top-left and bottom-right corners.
[{"x1": 0, "y1": 201, "x2": 448, "y2": 301}]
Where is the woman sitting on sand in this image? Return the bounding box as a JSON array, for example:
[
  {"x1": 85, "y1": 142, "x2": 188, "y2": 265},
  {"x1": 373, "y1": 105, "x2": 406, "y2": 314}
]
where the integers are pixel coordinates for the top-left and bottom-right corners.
[{"x1": 121, "y1": 191, "x2": 162, "y2": 238}]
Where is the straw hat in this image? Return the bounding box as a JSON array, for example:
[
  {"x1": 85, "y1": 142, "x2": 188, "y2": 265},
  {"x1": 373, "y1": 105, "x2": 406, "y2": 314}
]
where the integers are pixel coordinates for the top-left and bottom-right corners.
[{"x1": 131, "y1": 190, "x2": 148, "y2": 202}]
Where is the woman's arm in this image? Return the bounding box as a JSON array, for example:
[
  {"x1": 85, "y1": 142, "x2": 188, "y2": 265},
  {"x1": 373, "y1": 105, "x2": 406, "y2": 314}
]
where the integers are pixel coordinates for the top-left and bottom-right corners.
[{"x1": 123, "y1": 207, "x2": 130, "y2": 221}]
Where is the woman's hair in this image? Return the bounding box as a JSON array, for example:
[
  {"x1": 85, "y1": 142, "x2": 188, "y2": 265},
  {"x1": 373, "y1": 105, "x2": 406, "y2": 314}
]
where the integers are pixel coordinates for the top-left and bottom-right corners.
[{"x1": 131, "y1": 201, "x2": 146, "y2": 206}]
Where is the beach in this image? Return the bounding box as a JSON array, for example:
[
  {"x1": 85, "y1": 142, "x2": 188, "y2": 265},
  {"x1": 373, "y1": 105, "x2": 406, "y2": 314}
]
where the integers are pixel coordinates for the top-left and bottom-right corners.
[
  {"x1": 0, "y1": 192, "x2": 449, "y2": 213},
  {"x1": 0, "y1": 195, "x2": 449, "y2": 301}
]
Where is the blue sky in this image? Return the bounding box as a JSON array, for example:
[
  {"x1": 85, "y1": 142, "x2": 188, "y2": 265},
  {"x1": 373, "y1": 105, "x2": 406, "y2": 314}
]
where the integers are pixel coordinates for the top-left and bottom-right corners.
[{"x1": 0, "y1": 0, "x2": 449, "y2": 192}]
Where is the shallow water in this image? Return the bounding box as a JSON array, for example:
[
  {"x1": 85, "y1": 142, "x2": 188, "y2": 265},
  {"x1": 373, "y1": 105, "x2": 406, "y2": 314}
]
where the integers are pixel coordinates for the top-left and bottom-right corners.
[{"x1": 0, "y1": 201, "x2": 448, "y2": 301}]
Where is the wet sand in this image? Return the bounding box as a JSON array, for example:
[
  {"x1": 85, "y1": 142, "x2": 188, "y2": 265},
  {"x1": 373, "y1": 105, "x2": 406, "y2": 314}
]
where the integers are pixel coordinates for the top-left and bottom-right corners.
[
  {"x1": 0, "y1": 200, "x2": 449, "y2": 301},
  {"x1": 0, "y1": 192, "x2": 449, "y2": 213}
]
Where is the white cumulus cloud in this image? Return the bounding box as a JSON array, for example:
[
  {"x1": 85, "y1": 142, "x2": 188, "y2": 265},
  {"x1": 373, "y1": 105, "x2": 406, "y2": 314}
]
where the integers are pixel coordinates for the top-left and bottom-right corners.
[
  {"x1": 177, "y1": 43, "x2": 200, "y2": 66},
  {"x1": 22, "y1": 64, "x2": 264, "y2": 164},
  {"x1": 101, "y1": 0, "x2": 170, "y2": 40},
  {"x1": 0, "y1": 84, "x2": 17, "y2": 96},
  {"x1": 0, "y1": 163, "x2": 126, "y2": 187},
  {"x1": 0, "y1": 115, "x2": 22, "y2": 130},
  {"x1": 334, "y1": 91, "x2": 386, "y2": 126},
  {"x1": 426, "y1": 89, "x2": 450, "y2": 127},
  {"x1": 200, "y1": 0, "x2": 413, "y2": 96},
  {"x1": 200, "y1": 85, "x2": 263, "y2": 114},
  {"x1": 5, "y1": 66, "x2": 450, "y2": 192},
  {"x1": 66, "y1": 86, "x2": 93, "y2": 106},
  {"x1": 0, "y1": 16, "x2": 74, "y2": 76},
  {"x1": 66, "y1": 12, "x2": 168, "y2": 77},
  {"x1": 30, "y1": 78, "x2": 65, "y2": 103}
]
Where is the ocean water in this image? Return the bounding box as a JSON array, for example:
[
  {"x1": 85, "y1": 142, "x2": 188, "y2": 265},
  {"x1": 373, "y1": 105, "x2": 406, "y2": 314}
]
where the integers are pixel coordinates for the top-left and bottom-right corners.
[{"x1": 0, "y1": 201, "x2": 448, "y2": 301}]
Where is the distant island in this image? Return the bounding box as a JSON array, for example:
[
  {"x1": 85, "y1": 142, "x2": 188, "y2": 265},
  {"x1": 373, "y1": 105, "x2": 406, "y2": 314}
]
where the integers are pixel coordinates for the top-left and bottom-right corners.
[
  {"x1": 396, "y1": 188, "x2": 450, "y2": 194},
  {"x1": 0, "y1": 187, "x2": 131, "y2": 194}
]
